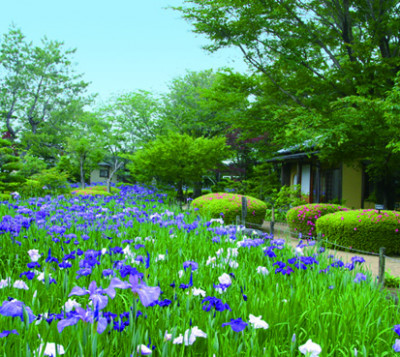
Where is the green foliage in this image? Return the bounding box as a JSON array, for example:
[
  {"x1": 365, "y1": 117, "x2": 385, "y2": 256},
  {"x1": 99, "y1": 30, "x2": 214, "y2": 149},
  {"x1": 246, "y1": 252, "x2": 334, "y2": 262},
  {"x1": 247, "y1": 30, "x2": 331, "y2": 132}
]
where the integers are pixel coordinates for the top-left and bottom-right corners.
[
  {"x1": 385, "y1": 270, "x2": 400, "y2": 288},
  {"x1": 126, "y1": 132, "x2": 230, "y2": 200},
  {"x1": 99, "y1": 90, "x2": 163, "y2": 150},
  {"x1": 19, "y1": 153, "x2": 47, "y2": 178},
  {"x1": 316, "y1": 209, "x2": 400, "y2": 255},
  {"x1": 161, "y1": 69, "x2": 228, "y2": 138},
  {"x1": 287, "y1": 203, "x2": 349, "y2": 238},
  {"x1": 0, "y1": 26, "x2": 90, "y2": 156},
  {"x1": 56, "y1": 155, "x2": 81, "y2": 183},
  {"x1": 175, "y1": 1, "x2": 400, "y2": 207},
  {"x1": 0, "y1": 138, "x2": 25, "y2": 194},
  {"x1": 192, "y1": 192, "x2": 267, "y2": 226},
  {"x1": 270, "y1": 185, "x2": 308, "y2": 210},
  {"x1": 19, "y1": 167, "x2": 69, "y2": 197}
]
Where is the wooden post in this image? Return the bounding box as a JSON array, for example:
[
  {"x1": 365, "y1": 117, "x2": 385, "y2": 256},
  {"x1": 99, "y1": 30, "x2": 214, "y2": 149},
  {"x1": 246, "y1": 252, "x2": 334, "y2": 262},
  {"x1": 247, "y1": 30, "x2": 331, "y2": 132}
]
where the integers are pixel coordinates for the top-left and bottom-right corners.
[
  {"x1": 379, "y1": 247, "x2": 386, "y2": 287},
  {"x1": 270, "y1": 204, "x2": 275, "y2": 236},
  {"x1": 241, "y1": 196, "x2": 247, "y2": 226}
]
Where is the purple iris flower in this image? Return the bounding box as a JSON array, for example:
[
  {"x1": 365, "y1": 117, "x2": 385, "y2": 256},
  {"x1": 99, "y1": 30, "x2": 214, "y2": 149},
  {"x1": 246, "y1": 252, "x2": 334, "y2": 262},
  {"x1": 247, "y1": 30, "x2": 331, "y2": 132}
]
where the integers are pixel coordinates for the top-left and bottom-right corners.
[
  {"x1": 127, "y1": 274, "x2": 161, "y2": 307},
  {"x1": 63, "y1": 252, "x2": 76, "y2": 260},
  {"x1": 351, "y1": 256, "x2": 365, "y2": 264},
  {"x1": 222, "y1": 318, "x2": 248, "y2": 332},
  {"x1": 76, "y1": 268, "x2": 92, "y2": 279},
  {"x1": 119, "y1": 265, "x2": 144, "y2": 279},
  {"x1": 102, "y1": 269, "x2": 115, "y2": 277},
  {"x1": 69, "y1": 280, "x2": 118, "y2": 310},
  {"x1": 19, "y1": 271, "x2": 35, "y2": 280},
  {"x1": 393, "y1": 324, "x2": 400, "y2": 337},
  {"x1": 319, "y1": 266, "x2": 330, "y2": 274},
  {"x1": 0, "y1": 329, "x2": 18, "y2": 338},
  {"x1": 45, "y1": 249, "x2": 59, "y2": 264},
  {"x1": 264, "y1": 246, "x2": 276, "y2": 258},
  {"x1": 354, "y1": 273, "x2": 367, "y2": 283},
  {"x1": 0, "y1": 299, "x2": 36, "y2": 323},
  {"x1": 344, "y1": 262, "x2": 355, "y2": 271},
  {"x1": 183, "y1": 261, "x2": 198, "y2": 271},
  {"x1": 331, "y1": 260, "x2": 344, "y2": 268},
  {"x1": 273, "y1": 261, "x2": 293, "y2": 275},
  {"x1": 212, "y1": 236, "x2": 220, "y2": 243},
  {"x1": 179, "y1": 271, "x2": 193, "y2": 290},
  {"x1": 57, "y1": 307, "x2": 108, "y2": 334},
  {"x1": 59, "y1": 261, "x2": 72, "y2": 269},
  {"x1": 393, "y1": 339, "x2": 400, "y2": 352},
  {"x1": 27, "y1": 262, "x2": 41, "y2": 269},
  {"x1": 145, "y1": 252, "x2": 150, "y2": 269},
  {"x1": 202, "y1": 297, "x2": 231, "y2": 312},
  {"x1": 300, "y1": 256, "x2": 319, "y2": 265}
]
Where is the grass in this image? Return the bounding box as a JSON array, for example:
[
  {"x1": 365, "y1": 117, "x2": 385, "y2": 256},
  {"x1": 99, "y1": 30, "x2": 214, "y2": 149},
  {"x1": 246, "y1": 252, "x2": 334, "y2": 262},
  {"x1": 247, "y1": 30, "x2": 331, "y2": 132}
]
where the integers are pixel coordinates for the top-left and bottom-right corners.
[{"x1": 0, "y1": 185, "x2": 399, "y2": 356}]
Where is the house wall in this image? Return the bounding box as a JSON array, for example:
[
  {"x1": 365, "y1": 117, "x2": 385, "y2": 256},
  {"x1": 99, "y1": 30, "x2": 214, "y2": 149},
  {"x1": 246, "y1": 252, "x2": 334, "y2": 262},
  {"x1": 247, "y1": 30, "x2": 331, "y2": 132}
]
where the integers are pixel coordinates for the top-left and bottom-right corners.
[
  {"x1": 90, "y1": 169, "x2": 117, "y2": 185},
  {"x1": 341, "y1": 164, "x2": 362, "y2": 208}
]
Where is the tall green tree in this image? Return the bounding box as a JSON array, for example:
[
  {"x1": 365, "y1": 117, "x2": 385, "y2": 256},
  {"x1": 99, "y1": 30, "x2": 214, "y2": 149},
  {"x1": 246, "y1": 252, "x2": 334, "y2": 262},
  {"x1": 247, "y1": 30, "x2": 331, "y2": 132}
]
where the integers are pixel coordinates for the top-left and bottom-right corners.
[
  {"x1": 160, "y1": 69, "x2": 228, "y2": 138},
  {"x1": 0, "y1": 137, "x2": 25, "y2": 196},
  {"x1": 126, "y1": 132, "x2": 230, "y2": 201},
  {"x1": 176, "y1": 0, "x2": 400, "y2": 207},
  {"x1": 0, "y1": 26, "x2": 90, "y2": 156},
  {"x1": 65, "y1": 112, "x2": 107, "y2": 188},
  {"x1": 99, "y1": 90, "x2": 163, "y2": 151}
]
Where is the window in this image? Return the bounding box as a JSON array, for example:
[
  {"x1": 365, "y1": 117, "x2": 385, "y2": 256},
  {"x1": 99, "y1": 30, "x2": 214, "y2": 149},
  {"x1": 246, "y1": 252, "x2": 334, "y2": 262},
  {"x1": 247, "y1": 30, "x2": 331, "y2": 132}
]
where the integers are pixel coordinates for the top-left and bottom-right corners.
[{"x1": 99, "y1": 169, "x2": 109, "y2": 178}]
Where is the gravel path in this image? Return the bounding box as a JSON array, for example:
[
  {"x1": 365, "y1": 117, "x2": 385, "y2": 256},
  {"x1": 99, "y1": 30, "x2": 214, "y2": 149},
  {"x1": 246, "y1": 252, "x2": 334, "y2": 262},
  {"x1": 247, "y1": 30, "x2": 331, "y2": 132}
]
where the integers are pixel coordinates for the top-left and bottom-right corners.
[{"x1": 262, "y1": 222, "x2": 400, "y2": 278}]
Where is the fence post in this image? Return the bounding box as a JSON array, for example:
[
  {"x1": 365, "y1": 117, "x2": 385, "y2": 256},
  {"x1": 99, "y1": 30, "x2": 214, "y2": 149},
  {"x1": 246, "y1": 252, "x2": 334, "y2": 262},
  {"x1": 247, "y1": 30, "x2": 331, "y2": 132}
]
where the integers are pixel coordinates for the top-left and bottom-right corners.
[
  {"x1": 241, "y1": 196, "x2": 247, "y2": 226},
  {"x1": 379, "y1": 247, "x2": 386, "y2": 287},
  {"x1": 270, "y1": 204, "x2": 275, "y2": 236},
  {"x1": 236, "y1": 215, "x2": 240, "y2": 227}
]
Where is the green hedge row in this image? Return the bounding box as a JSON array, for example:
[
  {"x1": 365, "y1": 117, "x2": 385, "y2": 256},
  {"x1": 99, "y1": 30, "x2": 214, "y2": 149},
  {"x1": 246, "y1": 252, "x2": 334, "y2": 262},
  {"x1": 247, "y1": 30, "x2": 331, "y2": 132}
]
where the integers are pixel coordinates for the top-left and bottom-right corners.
[
  {"x1": 316, "y1": 209, "x2": 400, "y2": 255},
  {"x1": 192, "y1": 192, "x2": 267, "y2": 226},
  {"x1": 286, "y1": 204, "x2": 349, "y2": 237}
]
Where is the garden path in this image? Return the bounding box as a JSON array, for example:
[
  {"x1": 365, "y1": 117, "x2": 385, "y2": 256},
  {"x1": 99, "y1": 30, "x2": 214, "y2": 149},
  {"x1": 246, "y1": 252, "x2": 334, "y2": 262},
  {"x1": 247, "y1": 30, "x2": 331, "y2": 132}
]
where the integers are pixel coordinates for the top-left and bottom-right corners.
[{"x1": 261, "y1": 222, "x2": 400, "y2": 278}]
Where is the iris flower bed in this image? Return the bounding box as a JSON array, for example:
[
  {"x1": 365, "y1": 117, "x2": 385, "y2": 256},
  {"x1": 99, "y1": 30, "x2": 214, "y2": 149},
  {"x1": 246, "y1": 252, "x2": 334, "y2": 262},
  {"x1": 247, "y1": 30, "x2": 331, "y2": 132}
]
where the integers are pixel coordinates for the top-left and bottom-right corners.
[{"x1": 0, "y1": 185, "x2": 399, "y2": 356}]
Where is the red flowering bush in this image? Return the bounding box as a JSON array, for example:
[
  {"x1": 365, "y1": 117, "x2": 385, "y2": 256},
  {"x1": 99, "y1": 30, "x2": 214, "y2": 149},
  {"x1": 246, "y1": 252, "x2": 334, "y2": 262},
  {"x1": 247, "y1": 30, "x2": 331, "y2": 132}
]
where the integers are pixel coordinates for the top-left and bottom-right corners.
[
  {"x1": 192, "y1": 192, "x2": 267, "y2": 226},
  {"x1": 286, "y1": 204, "x2": 349, "y2": 237},
  {"x1": 316, "y1": 209, "x2": 400, "y2": 254}
]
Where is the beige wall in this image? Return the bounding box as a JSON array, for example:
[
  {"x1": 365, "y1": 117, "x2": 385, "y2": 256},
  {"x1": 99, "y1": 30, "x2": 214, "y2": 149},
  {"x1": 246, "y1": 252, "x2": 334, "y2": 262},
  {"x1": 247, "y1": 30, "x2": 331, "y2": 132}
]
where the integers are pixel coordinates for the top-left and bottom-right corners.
[
  {"x1": 342, "y1": 163, "x2": 362, "y2": 209},
  {"x1": 90, "y1": 169, "x2": 117, "y2": 185}
]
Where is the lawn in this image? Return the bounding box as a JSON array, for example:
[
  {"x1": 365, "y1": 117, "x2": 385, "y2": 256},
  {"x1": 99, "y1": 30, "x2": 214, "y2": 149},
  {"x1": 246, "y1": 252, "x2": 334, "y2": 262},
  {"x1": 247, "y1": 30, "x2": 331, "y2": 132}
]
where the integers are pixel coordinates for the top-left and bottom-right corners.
[{"x1": 0, "y1": 184, "x2": 399, "y2": 356}]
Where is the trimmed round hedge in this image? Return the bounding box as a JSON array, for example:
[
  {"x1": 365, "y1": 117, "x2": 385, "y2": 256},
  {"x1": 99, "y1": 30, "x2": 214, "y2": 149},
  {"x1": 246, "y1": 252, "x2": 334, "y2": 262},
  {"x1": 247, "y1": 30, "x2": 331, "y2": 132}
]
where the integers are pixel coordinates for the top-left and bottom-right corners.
[
  {"x1": 286, "y1": 203, "x2": 349, "y2": 237},
  {"x1": 316, "y1": 209, "x2": 400, "y2": 255},
  {"x1": 71, "y1": 185, "x2": 120, "y2": 197},
  {"x1": 192, "y1": 192, "x2": 267, "y2": 226}
]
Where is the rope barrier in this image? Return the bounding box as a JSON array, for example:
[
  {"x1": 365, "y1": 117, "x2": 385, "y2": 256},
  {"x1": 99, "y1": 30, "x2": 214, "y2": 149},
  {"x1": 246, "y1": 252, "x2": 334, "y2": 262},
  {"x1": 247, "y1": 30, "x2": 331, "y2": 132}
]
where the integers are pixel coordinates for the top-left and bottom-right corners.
[{"x1": 257, "y1": 219, "x2": 400, "y2": 262}]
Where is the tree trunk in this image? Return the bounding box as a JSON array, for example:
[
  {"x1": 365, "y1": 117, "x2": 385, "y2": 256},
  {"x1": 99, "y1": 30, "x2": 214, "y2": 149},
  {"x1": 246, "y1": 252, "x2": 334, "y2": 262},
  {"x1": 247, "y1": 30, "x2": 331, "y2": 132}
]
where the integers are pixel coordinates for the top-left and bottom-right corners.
[
  {"x1": 177, "y1": 181, "x2": 184, "y2": 202},
  {"x1": 193, "y1": 181, "x2": 202, "y2": 198},
  {"x1": 107, "y1": 160, "x2": 123, "y2": 193},
  {"x1": 80, "y1": 156, "x2": 85, "y2": 189}
]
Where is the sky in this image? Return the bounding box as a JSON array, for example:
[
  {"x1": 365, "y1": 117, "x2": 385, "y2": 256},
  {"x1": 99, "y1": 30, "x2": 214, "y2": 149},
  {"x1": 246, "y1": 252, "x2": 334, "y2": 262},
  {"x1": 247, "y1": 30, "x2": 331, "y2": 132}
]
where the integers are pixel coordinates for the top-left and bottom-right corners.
[{"x1": 0, "y1": 0, "x2": 250, "y2": 105}]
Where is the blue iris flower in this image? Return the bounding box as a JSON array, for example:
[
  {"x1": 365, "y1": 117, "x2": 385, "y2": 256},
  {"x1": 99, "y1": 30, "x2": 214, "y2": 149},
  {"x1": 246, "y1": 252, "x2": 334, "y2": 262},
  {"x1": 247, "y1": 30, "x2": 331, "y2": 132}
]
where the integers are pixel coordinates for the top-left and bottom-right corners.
[
  {"x1": 222, "y1": 318, "x2": 248, "y2": 332},
  {"x1": 0, "y1": 299, "x2": 36, "y2": 323}
]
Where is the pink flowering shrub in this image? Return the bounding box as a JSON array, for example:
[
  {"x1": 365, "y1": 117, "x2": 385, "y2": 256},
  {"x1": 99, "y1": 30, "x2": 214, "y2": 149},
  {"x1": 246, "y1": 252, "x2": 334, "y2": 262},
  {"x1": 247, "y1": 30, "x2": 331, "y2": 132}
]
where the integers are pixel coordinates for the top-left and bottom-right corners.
[
  {"x1": 316, "y1": 209, "x2": 400, "y2": 254},
  {"x1": 192, "y1": 192, "x2": 267, "y2": 226},
  {"x1": 286, "y1": 204, "x2": 349, "y2": 237}
]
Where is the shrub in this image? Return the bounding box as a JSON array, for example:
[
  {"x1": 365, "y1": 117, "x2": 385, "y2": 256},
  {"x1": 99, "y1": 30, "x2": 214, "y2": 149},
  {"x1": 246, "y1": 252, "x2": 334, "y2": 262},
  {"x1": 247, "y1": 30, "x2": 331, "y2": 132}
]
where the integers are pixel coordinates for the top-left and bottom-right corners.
[
  {"x1": 19, "y1": 168, "x2": 69, "y2": 198},
  {"x1": 286, "y1": 203, "x2": 349, "y2": 237},
  {"x1": 71, "y1": 185, "x2": 120, "y2": 196},
  {"x1": 192, "y1": 192, "x2": 267, "y2": 226},
  {"x1": 385, "y1": 270, "x2": 400, "y2": 288},
  {"x1": 316, "y1": 209, "x2": 400, "y2": 255}
]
